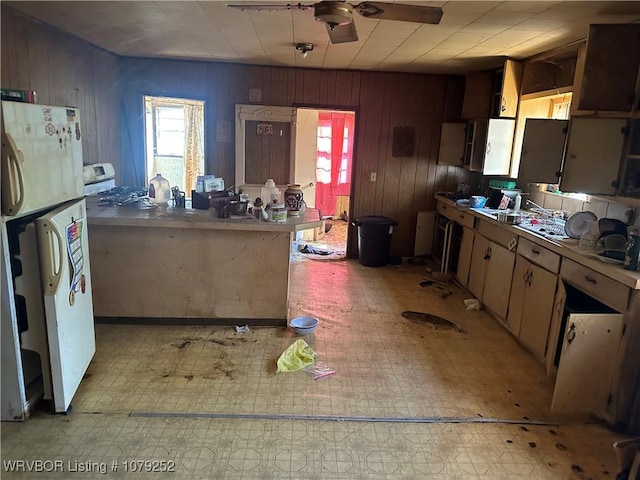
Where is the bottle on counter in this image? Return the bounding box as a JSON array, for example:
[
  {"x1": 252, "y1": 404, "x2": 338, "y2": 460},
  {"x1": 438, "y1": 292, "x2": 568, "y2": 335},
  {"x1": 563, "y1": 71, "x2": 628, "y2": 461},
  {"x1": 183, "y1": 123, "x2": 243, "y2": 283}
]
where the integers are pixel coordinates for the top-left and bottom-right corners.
[
  {"x1": 261, "y1": 179, "x2": 281, "y2": 206},
  {"x1": 513, "y1": 193, "x2": 522, "y2": 212},
  {"x1": 148, "y1": 173, "x2": 171, "y2": 205}
]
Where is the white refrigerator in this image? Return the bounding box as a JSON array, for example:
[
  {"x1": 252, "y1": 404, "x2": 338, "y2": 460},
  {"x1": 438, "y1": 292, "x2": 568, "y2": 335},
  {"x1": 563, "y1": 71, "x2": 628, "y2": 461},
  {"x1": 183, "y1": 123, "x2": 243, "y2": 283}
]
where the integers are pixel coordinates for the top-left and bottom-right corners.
[{"x1": 1, "y1": 101, "x2": 95, "y2": 418}]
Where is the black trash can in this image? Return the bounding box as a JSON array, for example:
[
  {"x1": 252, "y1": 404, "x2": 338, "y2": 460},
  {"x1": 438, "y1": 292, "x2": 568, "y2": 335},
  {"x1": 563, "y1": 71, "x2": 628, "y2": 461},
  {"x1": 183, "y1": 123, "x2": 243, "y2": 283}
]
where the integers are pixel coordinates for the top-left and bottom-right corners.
[{"x1": 353, "y1": 215, "x2": 397, "y2": 267}]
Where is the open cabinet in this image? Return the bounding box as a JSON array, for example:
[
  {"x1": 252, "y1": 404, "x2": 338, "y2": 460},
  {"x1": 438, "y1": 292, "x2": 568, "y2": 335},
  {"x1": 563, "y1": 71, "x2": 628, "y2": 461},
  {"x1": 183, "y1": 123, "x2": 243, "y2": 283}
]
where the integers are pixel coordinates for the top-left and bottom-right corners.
[{"x1": 550, "y1": 264, "x2": 629, "y2": 424}]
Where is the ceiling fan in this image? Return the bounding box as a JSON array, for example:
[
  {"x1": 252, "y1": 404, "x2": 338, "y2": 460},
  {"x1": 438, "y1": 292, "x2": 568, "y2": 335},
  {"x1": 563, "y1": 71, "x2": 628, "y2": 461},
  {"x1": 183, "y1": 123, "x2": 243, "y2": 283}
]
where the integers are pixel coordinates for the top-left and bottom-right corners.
[{"x1": 227, "y1": 1, "x2": 444, "y2": 44}]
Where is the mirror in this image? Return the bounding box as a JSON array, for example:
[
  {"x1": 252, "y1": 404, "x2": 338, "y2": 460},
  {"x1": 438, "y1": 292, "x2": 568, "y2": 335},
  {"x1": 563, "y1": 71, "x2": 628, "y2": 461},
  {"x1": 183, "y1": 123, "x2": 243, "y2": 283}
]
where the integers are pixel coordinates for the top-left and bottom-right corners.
[{"x1": 235, "y1": 104, "x2": 297, "y2": 192}]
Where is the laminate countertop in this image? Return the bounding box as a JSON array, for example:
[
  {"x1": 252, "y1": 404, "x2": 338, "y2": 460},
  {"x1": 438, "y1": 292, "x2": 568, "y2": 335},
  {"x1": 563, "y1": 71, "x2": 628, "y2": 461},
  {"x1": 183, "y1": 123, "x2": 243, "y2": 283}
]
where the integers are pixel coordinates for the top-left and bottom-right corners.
[
  {"x1": 435, "y1": 194, "x2": 640, "y2": 290},
  {"x1": 85, "y1": 197, "x2": 322, "y2": 232}
]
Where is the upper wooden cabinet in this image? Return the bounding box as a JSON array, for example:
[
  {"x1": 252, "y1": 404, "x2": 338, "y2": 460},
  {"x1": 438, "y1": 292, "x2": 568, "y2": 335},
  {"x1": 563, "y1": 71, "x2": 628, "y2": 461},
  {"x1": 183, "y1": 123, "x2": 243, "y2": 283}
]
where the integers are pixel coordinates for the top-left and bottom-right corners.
[
  {"x1": 437, "y1": 122, "x2": 466, "y2": 166},
  {"x1": 462, "y1": 59, "x2": 522, "y2": 119},
  {"x1": 560, "y1": 117, "x2": 628, "y2": 195},
  {"x1": 573, "y1": 24, "x2": 640, "y2": 114},
  {"x1": 518, "y1": 119, "x2": 568, "y2": 184},
  {"x1": 462, "y1": 71, "x2": 493, "y2": 119},
  {"x1": 464, "y1": 118, "x2": 515, "y2": 176},
  {"x1": 492, "y1": 59, "x2": 523, "y2": 118},
  {"x1": 521, "y1": 48, "x2": 578, "y2": 96}
]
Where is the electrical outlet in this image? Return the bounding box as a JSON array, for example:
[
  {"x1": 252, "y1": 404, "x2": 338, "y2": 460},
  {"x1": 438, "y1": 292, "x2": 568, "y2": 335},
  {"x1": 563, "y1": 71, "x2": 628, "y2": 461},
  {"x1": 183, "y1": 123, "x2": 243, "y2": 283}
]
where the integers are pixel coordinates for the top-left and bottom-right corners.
[{"x1": 370, "y1": 172, "x2": 377, "y2": 182}]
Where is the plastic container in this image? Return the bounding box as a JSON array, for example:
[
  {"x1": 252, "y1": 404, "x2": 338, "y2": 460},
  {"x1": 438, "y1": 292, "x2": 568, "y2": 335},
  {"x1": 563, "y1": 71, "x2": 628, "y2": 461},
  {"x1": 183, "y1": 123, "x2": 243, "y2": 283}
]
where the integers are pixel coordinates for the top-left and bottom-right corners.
[
  {"x1": 513, "y1": 193, "x2": 522, "y2": 211},
  {"x1": 261, "y1": 179, "x2": 281, "y2": 206},
  {"x1": 148, "y1": 173, "x2": 171, "y2": 205},
  {"x1": 353, "y1": 215, "x2": 397, "y2": 267},
  {"x1": 470, "y1": 196, "x2": 487, "y2": 208}
]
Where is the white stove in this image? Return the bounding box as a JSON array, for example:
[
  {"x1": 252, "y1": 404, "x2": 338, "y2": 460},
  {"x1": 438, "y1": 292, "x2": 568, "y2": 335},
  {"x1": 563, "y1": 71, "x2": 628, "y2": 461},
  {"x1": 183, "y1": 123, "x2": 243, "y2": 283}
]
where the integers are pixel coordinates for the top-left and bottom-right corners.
[{"x1": 83, "y1": 163, "x2": 116, "y2": 195}]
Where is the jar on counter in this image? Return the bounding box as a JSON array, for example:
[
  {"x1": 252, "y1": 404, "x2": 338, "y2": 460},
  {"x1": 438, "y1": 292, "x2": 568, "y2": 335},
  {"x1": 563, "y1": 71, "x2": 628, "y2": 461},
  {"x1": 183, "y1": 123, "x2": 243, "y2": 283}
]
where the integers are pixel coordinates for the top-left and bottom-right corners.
[{"x1": 269, "y1": 203, "x2": 288, "y2": 223}]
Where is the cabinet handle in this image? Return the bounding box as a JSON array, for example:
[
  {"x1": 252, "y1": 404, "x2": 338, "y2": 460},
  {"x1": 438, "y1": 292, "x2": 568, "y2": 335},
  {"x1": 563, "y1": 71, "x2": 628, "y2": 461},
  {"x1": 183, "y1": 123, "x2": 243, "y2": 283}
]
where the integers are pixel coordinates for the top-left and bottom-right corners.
[
  {"x1": 459, "y1": 215, "x2": 465, "y2": 220},
  {"x1": 483, "y1": 247, "x2": 491, "y2": 260},
  {"x1": 567, "y1": 323, "x2": 576, "y2": 345},
  {"x1": 585, "y1": 275, "x2": 597, "y2": 284},
  {"x1": 528, "y1": 271, "x2": 533, "y2": 286},
  {"x1": 531, "y1": 248, "x2": 540, "y2": 255}
]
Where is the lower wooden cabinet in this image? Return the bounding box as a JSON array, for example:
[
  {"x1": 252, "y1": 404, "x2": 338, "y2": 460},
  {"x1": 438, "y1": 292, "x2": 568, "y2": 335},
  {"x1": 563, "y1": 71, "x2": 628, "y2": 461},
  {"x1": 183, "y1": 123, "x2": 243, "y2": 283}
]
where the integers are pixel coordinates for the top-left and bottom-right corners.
[
  {"x1": 508, "y1": 255, "x2": 558, "y2": 362},
  {"x1": 467, "y1": 233, "x2": 515, "y2": 320},
  {"x1": 455, "y1": 226, "x2": 474, "y2": 287}
]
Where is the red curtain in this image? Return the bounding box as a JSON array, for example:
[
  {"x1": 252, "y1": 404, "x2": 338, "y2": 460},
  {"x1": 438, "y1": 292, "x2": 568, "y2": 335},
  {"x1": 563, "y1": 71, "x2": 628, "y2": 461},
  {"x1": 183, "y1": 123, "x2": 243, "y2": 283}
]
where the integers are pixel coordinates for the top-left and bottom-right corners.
[{"x1": 315, "y1": 111, "x2": 355, "y2": 217}]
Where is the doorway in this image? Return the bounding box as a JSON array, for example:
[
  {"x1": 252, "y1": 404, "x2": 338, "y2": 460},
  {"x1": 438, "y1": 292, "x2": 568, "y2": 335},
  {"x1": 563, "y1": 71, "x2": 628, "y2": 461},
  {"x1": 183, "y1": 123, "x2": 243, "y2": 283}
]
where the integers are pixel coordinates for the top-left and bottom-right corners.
[
  {"x1": 143, "y1": 95, "x2": 205, "y2": 194},
  {"x1": 294, "y1": 108, "x2": 356, "y2": 254}
]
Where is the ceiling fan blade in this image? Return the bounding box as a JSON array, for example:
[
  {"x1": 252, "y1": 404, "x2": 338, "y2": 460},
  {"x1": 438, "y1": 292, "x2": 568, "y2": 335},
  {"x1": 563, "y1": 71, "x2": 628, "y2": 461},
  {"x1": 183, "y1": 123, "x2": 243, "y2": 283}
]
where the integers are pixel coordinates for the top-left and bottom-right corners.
[
  {"x1": 354, "y1": 2, "x2": 443, "y2": 24},
  {"x1": 228, "y1": 3, "x2": 312, "y2": 12},
  {"x1": 326, "y1": 21, "x2": 358, "y2": 44}
]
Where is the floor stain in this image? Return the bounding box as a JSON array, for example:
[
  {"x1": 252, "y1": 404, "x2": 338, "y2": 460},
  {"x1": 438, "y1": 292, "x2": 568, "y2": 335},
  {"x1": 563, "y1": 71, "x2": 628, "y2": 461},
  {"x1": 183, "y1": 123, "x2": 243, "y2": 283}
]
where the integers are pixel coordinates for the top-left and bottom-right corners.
[{"x1": 401, "y1": 311, "x2": 465, "y2": 333}]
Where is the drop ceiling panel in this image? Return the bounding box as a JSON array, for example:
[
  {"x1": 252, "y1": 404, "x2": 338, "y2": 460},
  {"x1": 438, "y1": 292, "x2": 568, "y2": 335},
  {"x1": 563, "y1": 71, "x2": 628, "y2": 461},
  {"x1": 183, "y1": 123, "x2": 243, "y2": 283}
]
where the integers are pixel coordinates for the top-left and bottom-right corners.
[{"x1": 3, "y1": 0, "x2": 639, "y2": 74}]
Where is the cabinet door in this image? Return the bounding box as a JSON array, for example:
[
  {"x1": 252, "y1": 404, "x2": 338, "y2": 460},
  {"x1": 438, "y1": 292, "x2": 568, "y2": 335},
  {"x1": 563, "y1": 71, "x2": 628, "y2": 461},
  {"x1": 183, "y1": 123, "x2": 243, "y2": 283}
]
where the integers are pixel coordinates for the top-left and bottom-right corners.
[
  {"x1": 467, "y1": 234, "x2": 490, "y2": 300},
  {"x1": 438, "y1": 123, "x2": 466, "y2": 166},
  {"x1": 468, "y1": 120, "x2": 488, "y2": 172},
  {"x1": 482, "y1": 242, "x2": 515, "y2": 320},
  {"x1": 560, "y1": 117, "x2": 627, "y2": 195},
  {"x1": 519, "y1": 264, "x2": 557, "y2": 360},
  {"x1": 576, "y1": 24, "x2": 640, "y2": 112},
  {"x1": 462, "y1": 71, "x2": 493, "y2": 120},
  {"x1": 507, "y1": 255, "x2": 529, "y2": 335},
  {"x1": 456, "y1": 226, "x2": 474, "y2": 287},
  {"x1": 552, "y1": 313, "x2": 624, "y2": 421},
  {"x1": 482, "y1": 118, "x2": 515, "y2": 176},
  {"x1": 498, "y1": 59, "x2": 523, "y2": 118},
  {"x1": 518, "y1": 119, "x2": 568, "y2": 184}
]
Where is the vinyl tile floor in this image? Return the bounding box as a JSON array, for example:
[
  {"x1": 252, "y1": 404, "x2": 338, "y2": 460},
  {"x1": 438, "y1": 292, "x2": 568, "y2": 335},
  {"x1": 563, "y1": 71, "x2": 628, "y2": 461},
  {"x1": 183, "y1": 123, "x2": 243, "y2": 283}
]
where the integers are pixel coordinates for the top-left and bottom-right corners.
[{"x1": 1, "y1": 257, "x2": 631, "y2": 479}]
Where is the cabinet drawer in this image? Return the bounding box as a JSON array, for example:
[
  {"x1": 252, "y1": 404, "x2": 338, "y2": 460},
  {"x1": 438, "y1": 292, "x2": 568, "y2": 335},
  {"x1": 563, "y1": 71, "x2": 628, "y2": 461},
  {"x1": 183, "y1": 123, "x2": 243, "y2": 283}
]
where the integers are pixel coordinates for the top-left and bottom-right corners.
[
  {"x1": 437, "y1": 202, "x2": 455, "y2": 220},
  {"x1": 560, "y1": 259, "x2": 630, "y2": 312},
  {"x1": 517, "y1": 238, "x2": 561, "y2": 274},
  {"x1": 477, "y1": 219, "x2": 517, "y2": 249}
]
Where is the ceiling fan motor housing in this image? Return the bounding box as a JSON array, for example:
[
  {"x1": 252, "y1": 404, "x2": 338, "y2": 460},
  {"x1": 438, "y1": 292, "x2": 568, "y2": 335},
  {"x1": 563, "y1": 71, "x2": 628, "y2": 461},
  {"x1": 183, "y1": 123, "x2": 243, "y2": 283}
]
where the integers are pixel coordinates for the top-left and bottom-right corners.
[{"x1": 314, "y1": 2, "x2": 353, "y2": 28}]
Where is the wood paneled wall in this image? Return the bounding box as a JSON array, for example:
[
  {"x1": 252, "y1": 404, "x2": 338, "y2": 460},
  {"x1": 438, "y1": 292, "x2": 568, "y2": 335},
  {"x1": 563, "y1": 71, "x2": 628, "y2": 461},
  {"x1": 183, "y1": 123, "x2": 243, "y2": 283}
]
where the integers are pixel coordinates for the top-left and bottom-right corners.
[
  {"x1": 1, "y1": 7, "x2": 120, "y2": 170},
  {"x1": 120, "y1": 58, "x2": 467, "y2": 257},
  {"x1": 2, "y1": 5, "x2": 468, "y2": 257}
]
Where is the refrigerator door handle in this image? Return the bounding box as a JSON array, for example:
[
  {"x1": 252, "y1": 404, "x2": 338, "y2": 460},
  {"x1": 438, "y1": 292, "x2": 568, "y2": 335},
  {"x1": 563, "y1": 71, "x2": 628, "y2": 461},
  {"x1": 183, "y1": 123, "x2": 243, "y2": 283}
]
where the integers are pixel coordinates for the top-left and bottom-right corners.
[
  {"x1": 38, "y1": 221, "x2": 64, "y2": 295},
  {"x1": 1, "y1": 132, "x2": 25, "y2": 215}
]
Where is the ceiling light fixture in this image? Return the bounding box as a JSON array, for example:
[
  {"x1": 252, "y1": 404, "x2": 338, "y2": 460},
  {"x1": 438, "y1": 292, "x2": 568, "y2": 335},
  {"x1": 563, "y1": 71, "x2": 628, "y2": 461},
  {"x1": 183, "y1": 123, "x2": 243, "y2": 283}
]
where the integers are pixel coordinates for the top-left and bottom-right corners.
[{"x1": 295, "y1": 42, "x2": 314, "y2": 58}]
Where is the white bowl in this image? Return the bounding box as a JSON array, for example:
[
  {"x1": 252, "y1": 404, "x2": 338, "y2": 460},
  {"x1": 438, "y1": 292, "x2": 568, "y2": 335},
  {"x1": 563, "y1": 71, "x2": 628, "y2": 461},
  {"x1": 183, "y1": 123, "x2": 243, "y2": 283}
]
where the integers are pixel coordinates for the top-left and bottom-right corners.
[{"x1": 290, "y1": 316, "x2": 318, "y2": 335}]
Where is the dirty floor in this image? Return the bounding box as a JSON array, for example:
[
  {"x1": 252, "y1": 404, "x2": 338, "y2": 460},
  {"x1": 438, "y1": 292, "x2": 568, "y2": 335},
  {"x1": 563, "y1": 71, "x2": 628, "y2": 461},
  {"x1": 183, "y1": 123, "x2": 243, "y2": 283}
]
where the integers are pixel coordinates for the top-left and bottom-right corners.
[{"x1": 1, "y1": 257, "x2": 631, "y2": 479}]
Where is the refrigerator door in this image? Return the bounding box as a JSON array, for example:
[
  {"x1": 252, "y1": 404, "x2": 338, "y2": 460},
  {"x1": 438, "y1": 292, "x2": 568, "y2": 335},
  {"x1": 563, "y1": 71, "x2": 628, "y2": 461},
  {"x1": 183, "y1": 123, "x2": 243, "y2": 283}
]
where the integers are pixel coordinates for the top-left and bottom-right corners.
[
  {"x1": 1, "y1": 101, "x2": 84, "y2": 217},
  {"x1": 36, "y1": 199, "x2": 95, "y2": 413}
]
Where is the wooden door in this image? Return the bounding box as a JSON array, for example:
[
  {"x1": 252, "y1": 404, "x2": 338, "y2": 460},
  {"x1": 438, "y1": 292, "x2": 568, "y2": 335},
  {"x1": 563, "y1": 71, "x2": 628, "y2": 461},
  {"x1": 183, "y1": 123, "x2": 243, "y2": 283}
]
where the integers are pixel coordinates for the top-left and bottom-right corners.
[
  {"x1": 561, "y1": 117, "x2": 627, "y2": 195},
  {"x1": 507, "y1": 255, "x2": 529, "y2": 335},
  {"x1": 456, "y1": 226, "x2": 474, "y2": 287},
  {"x1": 462, "y1": 71, "x2": 492, "y2": 120},
  {"x1": 518, "y1": 119, "x2": 568, "y2": 185},
  {"x1": 467, "y1": 234, "x2": 490, "y2": 301},
  {"x1": 519, "y1": 264, "x2": 557, "y2": 360},
  {"x1": 552, "y1": 313, "x2": 624, "y2": 421},
  {"x1": 482, "y1": 242, "x2": 515, "y2": 320}
]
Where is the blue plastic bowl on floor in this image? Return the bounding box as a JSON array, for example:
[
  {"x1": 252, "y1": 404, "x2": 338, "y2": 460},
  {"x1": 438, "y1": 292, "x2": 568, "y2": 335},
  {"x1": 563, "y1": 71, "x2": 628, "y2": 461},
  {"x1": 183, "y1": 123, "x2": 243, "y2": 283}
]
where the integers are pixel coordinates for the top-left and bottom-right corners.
[{"x1": 290, "y1": 316, "x2": 318, "y2": 335}]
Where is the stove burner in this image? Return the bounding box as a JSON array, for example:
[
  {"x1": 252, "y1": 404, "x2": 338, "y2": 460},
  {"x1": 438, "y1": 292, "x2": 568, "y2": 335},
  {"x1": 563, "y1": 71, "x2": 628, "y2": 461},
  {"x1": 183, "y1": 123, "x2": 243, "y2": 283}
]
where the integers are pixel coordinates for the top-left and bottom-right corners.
[{"x1": 98, "y1": 186, "x2": 148, "y2": 206}]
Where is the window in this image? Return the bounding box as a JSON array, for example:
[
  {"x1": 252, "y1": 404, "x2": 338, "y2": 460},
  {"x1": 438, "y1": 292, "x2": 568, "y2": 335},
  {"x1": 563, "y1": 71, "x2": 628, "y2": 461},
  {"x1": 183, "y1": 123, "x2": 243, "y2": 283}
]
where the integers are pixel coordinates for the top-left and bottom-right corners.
[
  {"x1": 154, "y1": 106, "x2": 185, "y2": 156},
  {"x1": 144, "y1": 96, "x2": 205, "y2": 194}
]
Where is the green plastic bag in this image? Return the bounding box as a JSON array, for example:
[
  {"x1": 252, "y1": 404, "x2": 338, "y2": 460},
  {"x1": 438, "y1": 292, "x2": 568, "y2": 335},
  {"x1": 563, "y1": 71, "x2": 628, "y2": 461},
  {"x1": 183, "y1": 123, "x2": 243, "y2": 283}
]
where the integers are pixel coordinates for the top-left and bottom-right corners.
[{"x1": 276, "y1": 339, "x2": 317, "y2": 373}]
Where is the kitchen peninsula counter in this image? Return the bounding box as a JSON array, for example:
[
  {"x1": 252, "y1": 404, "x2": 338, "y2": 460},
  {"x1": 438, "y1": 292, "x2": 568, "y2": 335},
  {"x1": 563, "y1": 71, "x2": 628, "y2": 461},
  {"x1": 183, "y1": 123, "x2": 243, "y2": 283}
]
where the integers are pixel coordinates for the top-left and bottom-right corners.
[{"x1": 86, "y1": 200, "x2": 322, "y2": 325}]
